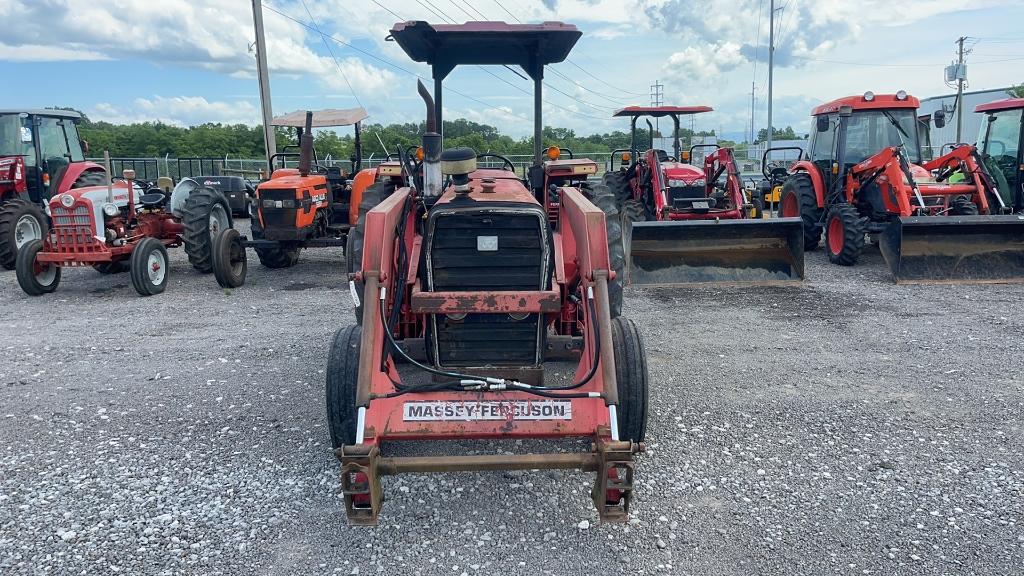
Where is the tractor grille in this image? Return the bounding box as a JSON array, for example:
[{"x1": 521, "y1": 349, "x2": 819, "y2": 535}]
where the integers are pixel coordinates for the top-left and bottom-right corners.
[
  {"x1": 50, "y1": 204, "x2": 101, "y2": 252},
  {"x1": 668, "y1": 186, "x2": 707, "y2": 209},
  {"x1": 426, "y1": 207, "x2": 550, "y2": 367},
  {"x1": 259, "y1": 188, "x2": 297, "y2": 228}
]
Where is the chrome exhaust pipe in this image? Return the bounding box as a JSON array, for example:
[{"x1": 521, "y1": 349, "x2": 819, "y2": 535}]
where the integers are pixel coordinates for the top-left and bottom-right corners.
[{"x1": 418, "y1": 80, "x2": 443, "y2": 198}]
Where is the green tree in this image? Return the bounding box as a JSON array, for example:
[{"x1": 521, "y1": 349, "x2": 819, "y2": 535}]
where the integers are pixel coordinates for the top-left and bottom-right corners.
[
  {"x1": 1009, "y1": 83, "x2": 1024, "y2": 98},
  {"x1": 756, "y1": 126, "x2": 798, "y2": 143}
]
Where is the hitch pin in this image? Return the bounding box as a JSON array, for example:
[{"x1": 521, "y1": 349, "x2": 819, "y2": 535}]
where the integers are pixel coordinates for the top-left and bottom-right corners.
[{"x1": 608, "y1": 405, "x2": 620, "y2": 441}]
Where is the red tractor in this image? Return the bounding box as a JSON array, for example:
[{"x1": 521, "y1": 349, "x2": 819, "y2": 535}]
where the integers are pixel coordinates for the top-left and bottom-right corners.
[
  {"x1": 777, "y1": 91, "x2": 1024, "y2": 283},
  {"x1": 211, "y1": 109, "x2": 404, "y2": 288},
  {"x1": 603, "y1": 106, "x2": 804, "y2": 285},
  {"x1": 16, "y1": 161, "x2": 231, "y2": 296},
  {"x1": 975, "y1": 97, "x2": 1023, "y2": 214},
  {"x1": 328, "y1": 21, "x2": 647, "y2": 525},
  {"x1": 0, "y1": 109, "x2": 108, "y2": 270}
]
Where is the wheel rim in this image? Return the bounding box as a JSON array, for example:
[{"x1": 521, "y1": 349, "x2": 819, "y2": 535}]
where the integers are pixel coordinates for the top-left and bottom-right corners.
[
  {"x1": 827, "y1": 215, "x2": 844, "y2": 255},
  {"x1": 34, "y1": 259, "x2": 56, "y2": 285},
  {"x1": 15, "y1": 215, "x2": 42, "y2": 249},
  {"x1": 209, "y1": 204, "x2": 229, "y2": 237},
  {"x1": 147, "y1": 249, "x2": 167, "y2": 285},
  {"x1": 781, "y1": 193, "x2": 798, "y2": 218}
]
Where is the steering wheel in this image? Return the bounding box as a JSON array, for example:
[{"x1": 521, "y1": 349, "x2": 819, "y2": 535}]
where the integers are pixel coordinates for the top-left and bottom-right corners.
[{"x1": 476, "y1": 153, "x2": 516, "y2": 173}]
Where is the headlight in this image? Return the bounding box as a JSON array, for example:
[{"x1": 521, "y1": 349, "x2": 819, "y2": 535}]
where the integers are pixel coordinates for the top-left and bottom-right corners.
[
  {"x1": 691, "y1": 178, "x2": 706, "y2": 186},
  {"x1": 667, "y1": 179, "x2": 687, "y2": 187},
  {"x1": 102, "y1": 203, "x2": 119, "y2": 217},
  {"x1": 59, "y1": 194, "x2": 75, "y2": 208},
  {"x1": 262, "y1": 198, "x2": 295, "y2": 208}
]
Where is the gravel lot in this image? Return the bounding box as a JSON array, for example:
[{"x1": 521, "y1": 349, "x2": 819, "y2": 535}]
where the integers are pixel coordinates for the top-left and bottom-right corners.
[{"x1": 1, "y1": 220, "x2": 1021, "y2": 575}]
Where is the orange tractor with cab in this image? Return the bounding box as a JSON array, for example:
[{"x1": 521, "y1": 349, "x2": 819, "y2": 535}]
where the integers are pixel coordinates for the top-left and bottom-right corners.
[
  {"x1": 328, "y1": 20, "x2": 647, "y2": 525},
  {"x1": 211, "y1": 109, "x2": 404, "y2": 288},
  {"x1": 775, "y1": 91, "x2": 1024, "y2": 283},
  {"x1": 975, "y1": 97, "x2": 1024, "y2": 214},
  {"x1": 602, "y1": 106, "x2": 804, "y2": 285}
]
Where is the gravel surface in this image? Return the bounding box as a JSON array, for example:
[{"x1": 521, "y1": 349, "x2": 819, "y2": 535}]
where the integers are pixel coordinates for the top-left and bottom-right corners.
[{"x1": 1, "y1": 221, "x2": 1021, "y2": 575}]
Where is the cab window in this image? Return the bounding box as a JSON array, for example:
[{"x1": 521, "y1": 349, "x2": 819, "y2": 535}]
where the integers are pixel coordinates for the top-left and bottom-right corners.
[
  {"x1": 37, "y1": 117, "x2": 71, "y2": 162},
  {"x1": 810, "y1": 114, "x2": 836, "y2": 162}
]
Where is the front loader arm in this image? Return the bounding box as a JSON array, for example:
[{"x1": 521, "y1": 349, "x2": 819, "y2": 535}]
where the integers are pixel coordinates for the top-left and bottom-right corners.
[
  {"x1": 703, "y1": 147, "x2": 745, "y2": 209},
  {"x1": 923, "y1": 145, "x2": 999, "y2": 213},
  {"x1": 846, "y1": 146, "x2": 921, "y2": 216}
]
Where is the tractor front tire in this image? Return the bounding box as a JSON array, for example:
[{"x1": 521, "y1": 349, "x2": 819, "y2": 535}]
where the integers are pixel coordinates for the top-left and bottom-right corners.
[
  {"x1": 824, "y1": 204, "x2": 865, "y2": 266},
  {"x1": 0, "y1": 199, "x2": 49, "y2": 270},
  {"x1": 326, "y1": 324, "x2": 361, "y2": 449},
  {"x1": 780, "y1": 173, "x2": 823, "y2": 251},
  {"x1": 212, "y1": 228, "x2": 247, "y2": 288},
  {"x1": 950, "y1": 197, "x2": 979, "y2": 215},
  {"x1": 130, "y1": 238, "x2": 170, "y2": 296},
  {"x1": 181, "y1": 186, "x2": 232, "y2": 273},
  {"x1": 15, "y1": 239, "x2": 60, "y2": 296},
  {"x1": 585, "y1": 184, "x2": 625, "y2": 319},
  {"x1": 611, "y1": 316, "x2": 649, "y2": 443},
  {"x1": 250, "y1": 216, "x2": 300, "y2": 269},
  {"x1": 347, "y1": 182, "x2": 394, "y2": 325},
  {"x1": 71, "y1": 170, "x2": 108, "y2": 189}
]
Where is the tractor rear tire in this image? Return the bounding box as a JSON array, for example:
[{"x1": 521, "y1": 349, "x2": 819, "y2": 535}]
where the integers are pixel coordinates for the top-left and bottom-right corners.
[
  {"x1": 611, "y1": 316, "x2": 648, "y2": 443},
  {"x1": 250, "y1": 215, "x2": 301, "y2": 269},
  {"x1": 348, "y1": 182, "x2": 394, "y2": 325},
  {"x1": 0, "y1": 199, "x2": 48, "y2": 270},
  {"x1": 824, "y1": 204, "x2": 865, "y2": 266},
  {"x1": 71, "y1": 170, "x2": 108, "y2": 189},
  {"x1": 15, "y1": 239, "x2": 60, "y2": 296},
  {"x1": 130, "y1": 237, "x2": 170, "y2": 296},
  {"x1": 93, "y1": 261, "x2": 129, "y2": 274},
  {"x1": 780, "y1": 173, "x2": 823, "y2": 251},
  {"x1": 212, "y1": 228, "x2": 247, "y2": 288},
  {"x1": 181, "y1": 186, "x2": 232, "y2": 273},
  {"x1": 602, "y1": 170, "x2": 632, "y2": 207},
  {"x1": 326, "y1": 324, "x2": 361, "y2": 449},
  {"x1": 585, "y1": 184, "x2": 625, "y2": 319},
  {"x1": 950, "y1": 197, "x2": 979, "y2": 215}
]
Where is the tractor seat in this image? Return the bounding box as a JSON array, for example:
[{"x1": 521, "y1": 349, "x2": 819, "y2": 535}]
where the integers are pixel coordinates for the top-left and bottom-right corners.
[
  {"x1": 655, "y1": 149, "x2": 670, "y2": 162},
  {"x1": 140, "y1": 191, "x2": 168, "y2": 208}
]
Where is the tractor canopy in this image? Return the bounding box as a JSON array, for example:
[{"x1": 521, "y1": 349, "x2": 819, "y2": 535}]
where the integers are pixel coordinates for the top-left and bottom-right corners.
[
  {"x1": 612, "y1": 105, "x2": 712, "y2": 161},
  {"x1": 389, "y1": 21, "x2": 581, "y2": 164},
  {"x1": 811, "y1": 93, "x2": 920, "y2": 115},
  {"x1": 271, "y1": 108, "x2": 368, "y2": 127}
]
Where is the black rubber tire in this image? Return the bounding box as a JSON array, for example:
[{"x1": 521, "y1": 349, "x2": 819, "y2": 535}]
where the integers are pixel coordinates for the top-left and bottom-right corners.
[
  {"x1": 212, "y1": 228, "x2": 247, "y2": 288},
  {"x1": 93, "y1": 261, "x2": 129, "y2": 274},
  {"x1": 824, "y1": 204, "x2": 865, "y2": 266},
  {"x1": 250, "y1": 214, "x2": 301, "y2": 269},
  {"x1": 584, "y1": 184, "x2": 625, "y2": 319},
  {"x1": 780, "y1": 173, "x2": 823, "y2": 251},
  {"x1": 750, "y1": 196, "x2": 765, "y2": 219},
  {"x1": 949, "y1": 197, "x2": 979, "y2": 215},
  {"x1": 130, "y1": 237, "x2": 170, "y2": 296},
  {"x1": 326, "y1": 324, "x2": 362, "y2": 449},
  {"x1": 15, "y1": 239, "x2": 60, "y2": 296},
  {"x1": 71, "y1": 170, "x2": 107, "y2": 188},
  {"x1": 348, "y1": 181, "x2": 394, "y2": 325},
  {"x1": 180, "y1": 186, "x2": 232, "y2": 273},
  {"x1": 0, "y1": 199, "x2": 49, "y2": 270},
  {"x1": 601, "y1": 170, "x2": 632, "y2": 207},
  {"x1": 611, "y1": 317, "x2": 648, "y2": 443}
]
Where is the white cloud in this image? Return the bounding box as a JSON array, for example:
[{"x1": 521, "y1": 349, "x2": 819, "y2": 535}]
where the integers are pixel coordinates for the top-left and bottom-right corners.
[
  {"x1": 0, "y1": 42, "x2": 108, "y2": 61},
  {"x1": 663, "y1": 42, "x2": 745, "y2": 83},
  {"x1": 90, "y1": 96, "x2": 261, "y2": 126}
]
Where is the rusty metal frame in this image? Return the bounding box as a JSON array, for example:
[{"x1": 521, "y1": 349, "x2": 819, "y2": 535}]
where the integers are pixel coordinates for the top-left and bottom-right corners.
[{"x1": 410, "y1": 286, "x2": 562, "y2": 314}]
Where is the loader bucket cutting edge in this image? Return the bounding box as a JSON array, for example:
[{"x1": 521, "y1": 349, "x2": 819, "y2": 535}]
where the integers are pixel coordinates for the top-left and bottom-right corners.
[
  {"x1": 879, "y1": 215, "x2": 1024, "y2": 284},
  {"x1": 624, "y1": 218, "x2": 805, "y2": 286}
]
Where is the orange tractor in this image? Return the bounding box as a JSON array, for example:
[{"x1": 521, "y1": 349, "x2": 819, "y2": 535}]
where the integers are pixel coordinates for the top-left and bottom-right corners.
[
  {"x1": 975, "y1": 97, "x2": 1023, "y2": 214},
  {"x1": 211, "y1": 109, "x2": 404, "y2": 288},
  {"x1": 776, "y1": 91, "x2": 1024, "y2": 283},
  {"x1": 328, "y1": 21, "x2": 647, "y2": 525},
  {"x1": 602, "y1": 106, "x2": 804, "y2": 285}
]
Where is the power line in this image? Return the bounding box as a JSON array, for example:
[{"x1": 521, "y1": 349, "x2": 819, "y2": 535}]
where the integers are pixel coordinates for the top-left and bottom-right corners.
[
  {"x1": 547, "y1": 67, "x2": 634, "y2": 104},
  {"x1": 299, "y1": 0, "x2": 362, "y2": 107},
  {"x1": 491, "y1": 0, "x2": 523, "y2": 23},
  {"x1": 369, "y1": 0, "x2": 403, "y2": 20},
  {"x1": 563, "y1": 59, "x2": 649, "y2": 97}
]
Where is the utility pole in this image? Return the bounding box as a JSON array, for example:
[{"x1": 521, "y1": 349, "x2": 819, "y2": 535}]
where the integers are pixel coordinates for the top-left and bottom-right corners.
[
  {"x1": 766, "y1": 0, "x2": 776, "y2": 159},
  {"x1": 252, "y1": 0, "x2": 276, "y2": 164},
  {"x1": 650, "y1": 80, "x2": 664, "y2": 137},
  {"x1": 955, "y1": 36, "x2": 966, "y2": 143},
  {"x1": 750, "y1": 82, "x2": 756, "y2": 145}
]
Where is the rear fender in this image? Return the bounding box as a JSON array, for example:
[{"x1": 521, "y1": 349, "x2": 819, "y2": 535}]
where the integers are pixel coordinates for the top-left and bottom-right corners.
[
  {"x1": 56, "y1": 161, "x2": 105, "y2": 194},
  {"x1": 790, "y1": 160, "x2": 826, "y2": 208},
  {"x1": 349, "y1": 168, "x2": 378, "y2": 224}
]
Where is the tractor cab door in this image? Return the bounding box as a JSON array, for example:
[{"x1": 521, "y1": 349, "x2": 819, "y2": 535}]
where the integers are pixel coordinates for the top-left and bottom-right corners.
[
  {"x1": 979, "y1": 108, "x2": 1024, "y2": 209},
  {"x1": 809, "y1": 112, "x2": 839, "y2": 195},
  {"x1": 0, "y1": 113, "x2": 40, "y2": 200},
  {"x1": 36, "y1": 116, "x2": 85, "y2": 203}
]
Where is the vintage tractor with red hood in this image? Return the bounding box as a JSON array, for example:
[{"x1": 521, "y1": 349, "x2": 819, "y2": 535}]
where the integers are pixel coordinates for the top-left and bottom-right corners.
[
  {"x1": 776, "y1": 91, "x2": 1024, "y2": 283},
  {"x1": 326, "y1": 21, "x2": 648, "y2": 525},
  {"x1": 0, "y1": 109, "x2": 108, "y2": 270},
  {"x1": 602, "y1": 106, "x2": 804, "y2": 285},
  {"x1": 15, "y1": 157, "x2": 231, "y2": 297}
]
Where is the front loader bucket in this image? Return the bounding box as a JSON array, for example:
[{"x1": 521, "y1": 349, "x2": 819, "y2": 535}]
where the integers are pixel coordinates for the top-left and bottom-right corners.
[
  {"x1": 879, "y1": 215, "x2": 1024, "y2": 284},
  {"x1": 624, "y1": 218, "x2": 805, "y2": 286}
]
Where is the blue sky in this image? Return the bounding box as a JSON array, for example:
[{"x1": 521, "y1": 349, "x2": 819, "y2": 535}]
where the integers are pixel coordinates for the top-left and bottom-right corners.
[{"x1": 1, "y1": 0, "x2": 1022, "y2": 142}]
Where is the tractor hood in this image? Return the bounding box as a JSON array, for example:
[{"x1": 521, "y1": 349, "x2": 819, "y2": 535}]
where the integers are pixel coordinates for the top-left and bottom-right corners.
[
  {"x1": 433, "y1": 169, "x2": 538, "y2": 206},
  {"x1": 661, "y1": 162, "x2": 704, "y2": 185},
  {"x1": 48, "y1": 182, "x2": 142, "y2": 239}
]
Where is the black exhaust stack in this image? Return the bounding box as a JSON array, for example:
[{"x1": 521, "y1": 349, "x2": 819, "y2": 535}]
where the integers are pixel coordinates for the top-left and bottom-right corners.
[{"x1": 298, "y1": 111, "x2": 314, "y2": 177}]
